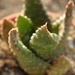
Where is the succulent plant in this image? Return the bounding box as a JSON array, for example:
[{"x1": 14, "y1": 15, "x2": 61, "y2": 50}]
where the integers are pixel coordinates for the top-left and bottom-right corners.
[{"x1": 2, "y1": 0, "x2": 74, "y2": 75}]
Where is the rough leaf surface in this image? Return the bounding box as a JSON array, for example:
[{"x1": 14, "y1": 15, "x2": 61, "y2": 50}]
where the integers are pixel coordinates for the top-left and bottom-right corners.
[{"x1": 30, "y1": 23, "x2": 59, "y2": 60}]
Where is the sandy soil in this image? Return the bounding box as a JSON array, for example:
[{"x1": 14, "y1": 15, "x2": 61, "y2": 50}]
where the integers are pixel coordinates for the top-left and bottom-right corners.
[{"x1": 0, "y1": 0, "x2": 23, "y2": 19}]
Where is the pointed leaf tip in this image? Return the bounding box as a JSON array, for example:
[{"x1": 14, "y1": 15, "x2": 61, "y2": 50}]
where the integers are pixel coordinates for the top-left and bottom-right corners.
[
  {"x1": 67, "y1": 0, "x2": 74, "y2": 7},
  {"x1": 2, "y1": 19, "x2": 14, "y2": 43},
  {"x1": 39, "y1": 22, "x2": 51, "y2": 35},
  {"x1": 66, "y1": 0, "x2": 74, "y2": 13}
]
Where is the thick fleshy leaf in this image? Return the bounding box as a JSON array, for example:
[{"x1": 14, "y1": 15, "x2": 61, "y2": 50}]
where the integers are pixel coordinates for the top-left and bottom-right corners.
[
  {"x1": 24, "y1": 0, "x2": 52, "y2": 31},
  {"x1": 2, "y1": 19, "x2": 14, "y2": 43},
  {"x1": 30, "y1": 23, "x2": 59, "y2": 60},
  {"x1": 16, "y1": 15, "x2": 34, "y2": 47},
  {"x1": 52, "y1": 15, "x2": 65, "y2": 34},
  {"x1": 17, "y1": 15, "x2": 33, "y2": 36},
  {"x1": 55, "y1": 0, "x2": 73, "y2": 57},
  {"x1": 8, "y1": 28, "x2": 50, "y2": 75},
  {"x1": 47, "y1": 56, "x2": 71, "y2": 75}
]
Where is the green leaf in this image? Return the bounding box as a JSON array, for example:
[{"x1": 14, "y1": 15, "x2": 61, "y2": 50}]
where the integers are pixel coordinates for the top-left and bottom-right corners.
[
  {"x1": 24, "y1": 0, "x2": 52, "y2": 31},
  {"x1": 47, "y1": 56, "x2": 71, "y2": 75},
  {"x1": 16, "y1": 15, "x2": 34, "y2": 47},
  {"x1": 55, "y1": 1, "x2": 73, "y2": 57},
  {"x1": 17, "y1": 15, "x2": 33, "y2": 35},
  {"x1": 30, "y1": 23, "x2": 59, "y2": 60},
  {"x1": 52, "y1": 15, "x2": 65, "y2": 34}
]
